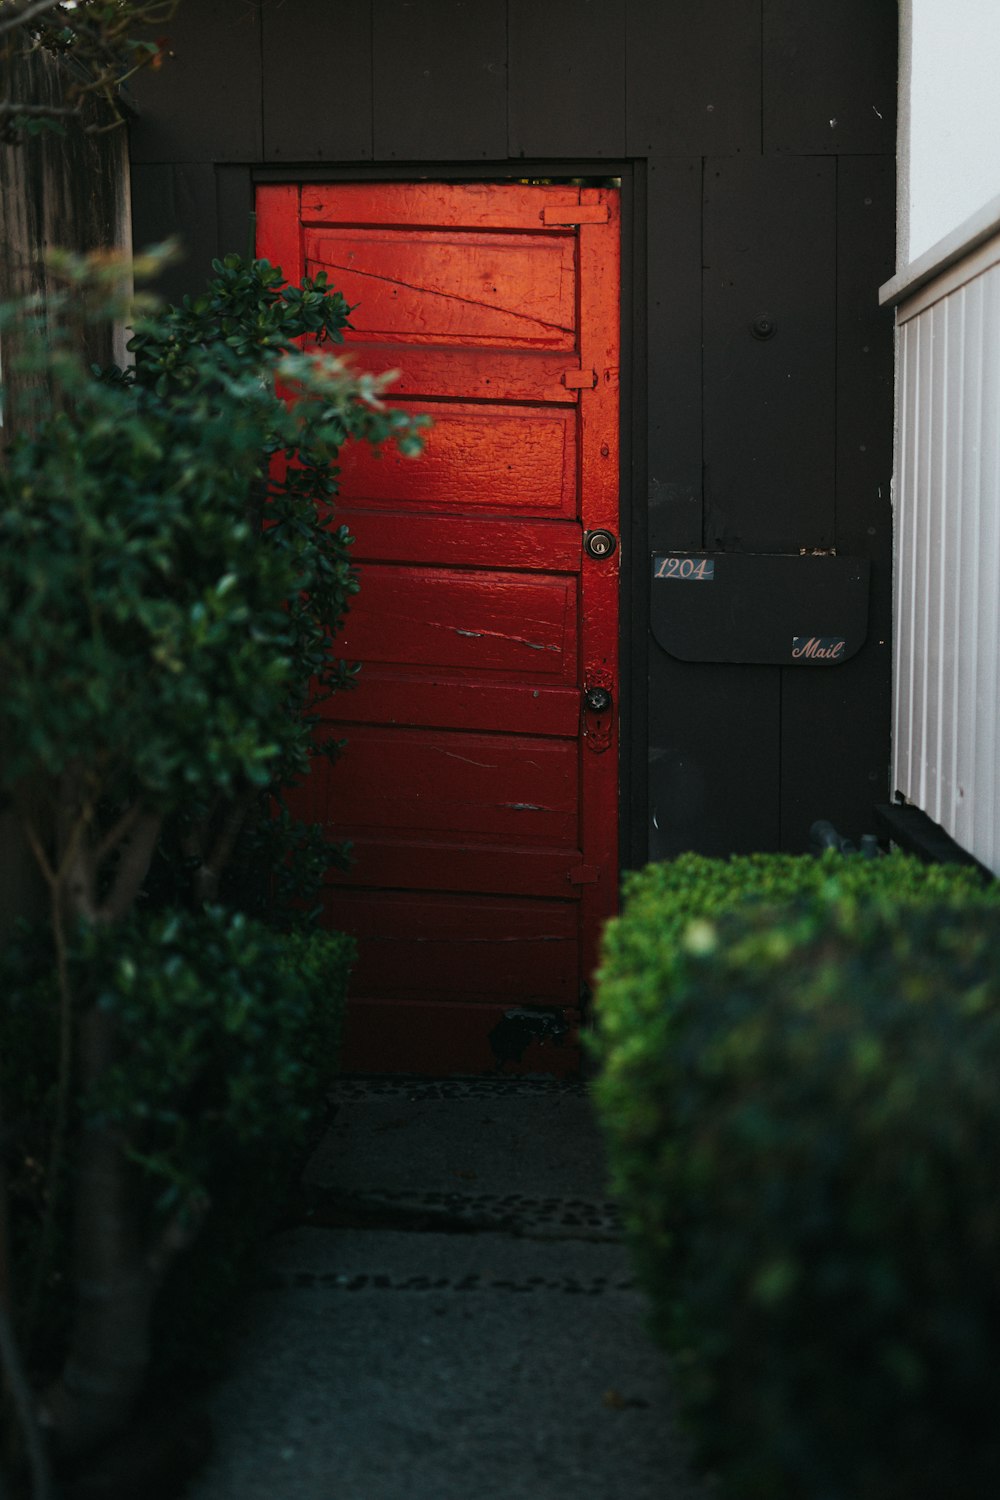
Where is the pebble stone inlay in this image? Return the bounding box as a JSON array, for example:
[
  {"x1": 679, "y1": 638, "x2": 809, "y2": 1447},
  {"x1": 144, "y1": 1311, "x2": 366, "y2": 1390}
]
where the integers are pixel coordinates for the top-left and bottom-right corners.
[
  {"x1": 328, "y1": 1075, "x2": 590, "y2": 1104},
  {"x1": 331, "y1": 1188, "x2": 624, "y2": 1237},
  {"x1": 265, "y1": 1270, "x2": 638, "y2": 1295}
]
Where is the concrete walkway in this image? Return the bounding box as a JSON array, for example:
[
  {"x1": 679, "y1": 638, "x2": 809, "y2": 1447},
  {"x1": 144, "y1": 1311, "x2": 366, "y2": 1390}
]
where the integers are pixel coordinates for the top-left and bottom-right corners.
[{"x1": 183, "y1": 1077, "x2": 706, "y2": 1500}]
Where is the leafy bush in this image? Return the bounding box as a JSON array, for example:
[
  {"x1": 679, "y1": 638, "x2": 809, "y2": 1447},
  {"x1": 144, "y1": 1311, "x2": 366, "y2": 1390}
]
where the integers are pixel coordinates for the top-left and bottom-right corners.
[
  {"x1": 77, "y1": 909, "x2": 351, "y2": 1201},
  {"x1": 0, "y1": 248, "x2": 415, "y2": 1471},
  {"x1": 2, "y1": 911, "x2": 353, "y2": 1386},
  {"x1": 0, "y1": 1, "x2": 178, "y2": 144},
  {"x1": 0, "y1": 249, "x2": 425, "y2": 923},
  {"x1": 593, "y1": 852, "x2": 1000, "y2": 1500}
]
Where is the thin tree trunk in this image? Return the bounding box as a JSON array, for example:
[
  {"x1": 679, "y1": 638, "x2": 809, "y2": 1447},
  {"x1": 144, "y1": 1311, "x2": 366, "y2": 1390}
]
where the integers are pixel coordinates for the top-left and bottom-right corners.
[
  {"x1": 0, "y1": 1084, "x2": 55, "y2": 1499},
  {"x1": 192, "y1": 786, "x2": 257, "y2": 904},
  {"x1": 38, "y1": 1006, "x2": 149, "y2": 1456},
  {"x1": 97, "y1": 810, "x2": 162, "y2": 924},
  {"x1": 39, "y1": 1004, "x2": 204, "y2": 1459},
  {"x1": 0, "y1": 1304, "x2": 53, "y2": 1499}
]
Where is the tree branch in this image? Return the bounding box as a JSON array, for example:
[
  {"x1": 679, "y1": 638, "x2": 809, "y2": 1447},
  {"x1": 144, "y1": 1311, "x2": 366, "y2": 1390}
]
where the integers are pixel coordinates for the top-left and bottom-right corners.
[
  {"x1": 0, "y1": 0, "x2": 64, "y2": 40},
  {"x1": 82, "y1": 113, "x2": 126, "y2": 135},
  {"x1": 97, "y1": 809, "x2": 162, "y2": 924},
  {"x1": 25, "y1": 867, "x2": 77, "y2": 1343},
  {"x1": 193, "y1": 785, "x2": 257, "y2": 904},
  {"x1": 54, "y1": 790, "x2": 99, "y2": 926},
  {"x1": 178, "y1": 805, "x2": 213, "y2": 865},
  {"x1": 0, "y1": 1298, "x2": 54, "y2": 1500},
  {"x1": 0, "y1": 100, "x2": 82, "y2": 118},
  {"x1": 94, "y1": 802, "x2": 141, "y2": 867},
  {"x1": 145, "y1": 1193, "x2": 209, "y2": 1283},
  {"x1": 21, "y1": 816, "x2": 56, "y2": 889}
]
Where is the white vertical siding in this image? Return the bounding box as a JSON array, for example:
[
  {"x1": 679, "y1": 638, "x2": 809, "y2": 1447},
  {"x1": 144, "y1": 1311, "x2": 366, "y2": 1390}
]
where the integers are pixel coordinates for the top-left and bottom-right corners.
[{"x1": 894, "y1": 243, "x2": 1000, "y2": 874}]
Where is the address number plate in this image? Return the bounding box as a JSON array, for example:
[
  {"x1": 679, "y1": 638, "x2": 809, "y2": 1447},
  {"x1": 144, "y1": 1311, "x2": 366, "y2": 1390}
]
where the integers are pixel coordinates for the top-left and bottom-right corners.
[{"x1": 653, "y1": 554, "x2": 715, "y2": 581}]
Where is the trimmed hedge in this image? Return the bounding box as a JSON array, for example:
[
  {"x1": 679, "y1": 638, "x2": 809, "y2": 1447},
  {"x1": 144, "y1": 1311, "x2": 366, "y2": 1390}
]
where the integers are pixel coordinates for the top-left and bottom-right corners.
[{"x1": 592, "y1": 852, "x2": 1000, "y2": 1500}]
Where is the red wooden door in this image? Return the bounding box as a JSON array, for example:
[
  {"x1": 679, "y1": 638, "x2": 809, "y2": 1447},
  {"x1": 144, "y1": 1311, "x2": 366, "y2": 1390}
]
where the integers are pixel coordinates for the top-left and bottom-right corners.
[{"x1": 257, "y1": 182, "x2": 620, "y2": 1075}]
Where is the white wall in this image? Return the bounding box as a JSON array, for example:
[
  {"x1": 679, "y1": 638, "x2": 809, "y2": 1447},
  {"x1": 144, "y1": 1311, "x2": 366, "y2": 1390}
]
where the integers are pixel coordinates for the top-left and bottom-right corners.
[
  {"x1": 893, "y1": 251, "x2": 1000, "y2": 874},
  {"x1": 901, "y1": 0, "x2": 1000, "y2": 265},
  {"x1": 890, "y1": 2, "x2": 1000, "y2": 874}
]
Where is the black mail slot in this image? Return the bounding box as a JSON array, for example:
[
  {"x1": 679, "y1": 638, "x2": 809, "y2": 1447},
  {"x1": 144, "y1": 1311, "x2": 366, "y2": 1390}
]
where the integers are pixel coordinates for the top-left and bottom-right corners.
[{"x1": 650, "y1": 553, "x2": 870, "y2": 665}]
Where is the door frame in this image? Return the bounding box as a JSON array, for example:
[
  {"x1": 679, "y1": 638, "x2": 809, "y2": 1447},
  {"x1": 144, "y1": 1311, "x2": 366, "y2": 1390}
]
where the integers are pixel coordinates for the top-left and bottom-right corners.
[{"x1": 241, "y1": 158, "x2": 647, "y2": 888}]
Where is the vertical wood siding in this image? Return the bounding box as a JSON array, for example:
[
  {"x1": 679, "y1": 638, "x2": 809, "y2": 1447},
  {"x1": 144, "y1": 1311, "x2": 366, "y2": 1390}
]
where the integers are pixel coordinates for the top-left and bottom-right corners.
[
  {"x1": 0, "y1": 49, "x2": 130, "y2": 434},
  {"x1": 0, "y1": 47, "x2": 130, "y2": 934},
  {"x1": 894, "y1": 251, "x2": 1000, "y2": 873}
]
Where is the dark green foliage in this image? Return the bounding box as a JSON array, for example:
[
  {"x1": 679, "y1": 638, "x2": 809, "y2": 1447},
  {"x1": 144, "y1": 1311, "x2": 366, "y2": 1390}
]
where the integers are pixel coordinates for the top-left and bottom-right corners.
[
  {"x1": 0, "y1": 354, "x2": 301, "y2": 802},
  {"x1": 90, "y1": 910, "x2": 353, "y2": 1379},
  {"x1": 0, "y1": 253, "x2": 424, "y2": 872},
  {"x1": 77, "y1": 908, "x2": 351, "y2": 1206},
  {"x1": 125, "y1": 253, "x2": 403, "y2": 767},
  {"x1": 0, "y1": 926, "x2": 69, "y2": 1376},
  {"x1": 0, "y1": 248, "x2": 405, "y2": 1469},
  {"x1": 0, "y1": 3, "x2": 179, "y2": 143},
  {"x1": 593, "y1": 853, "x2": 1000, "y2": 1500},
  {"x1": 1, "y1": 911, "x2": 353, "y2": 1375}
]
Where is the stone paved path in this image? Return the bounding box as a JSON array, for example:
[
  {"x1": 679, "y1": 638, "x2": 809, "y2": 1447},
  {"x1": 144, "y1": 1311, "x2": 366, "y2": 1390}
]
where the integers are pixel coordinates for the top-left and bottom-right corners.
[{"x1": 183, "y1": 1078, "x2": 706, "y2": 1500}]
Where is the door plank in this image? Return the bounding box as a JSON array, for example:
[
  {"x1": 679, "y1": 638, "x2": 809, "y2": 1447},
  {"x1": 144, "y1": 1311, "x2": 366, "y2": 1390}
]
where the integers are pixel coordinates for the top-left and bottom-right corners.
[
  {"x1": 301, "y1": 182, "x2": 585, "y2": 231},
  {"x1": 329, "y1": 677, "x2": 581, "y2": 737},
  {"x1": 334, "y1": 344, "x2": 576, "y2": 404},
  {"x1": 341, "y1": 511, "x2": 581, "y2": 572},
  {"x1": 336, "y1": 403, "x2": 578, "y2": 518},
  {"x1": 323, "y1": 890, "x2": 579, "y2": 1004},
  {"x1": 256, "y1": 184, "x2": 303, "y2": 287},
  {"x1": 575, "y1": 191, "x2": 621, "y2": 987},
  {"x1": 304, "y1": 725, "x2": 579, "y2": 845},
  {"x1": 306, "y1": 228, "x2": 577, "y2": 348},
  {"x1": 333, "y1": 565, "x2": 578, "y2": 682},
  {"x1": 317, "y1": 839, "x2": 585, "y2": 899}
]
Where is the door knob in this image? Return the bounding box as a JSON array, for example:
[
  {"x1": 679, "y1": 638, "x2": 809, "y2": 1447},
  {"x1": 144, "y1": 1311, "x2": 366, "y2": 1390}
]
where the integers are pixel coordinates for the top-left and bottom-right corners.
[
  {"x1": 584, "y1": 686, "x2": 613, "y2": 713},
  {"x1": 584, "y1": 529, "x2": 617, "y2": 560}
]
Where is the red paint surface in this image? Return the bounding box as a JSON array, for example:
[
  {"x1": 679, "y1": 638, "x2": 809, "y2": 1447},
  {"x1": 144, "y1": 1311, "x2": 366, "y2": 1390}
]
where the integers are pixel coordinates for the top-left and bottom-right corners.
[{"x1": 257, "y1": 182, "x2": 620, "y2": 1075}]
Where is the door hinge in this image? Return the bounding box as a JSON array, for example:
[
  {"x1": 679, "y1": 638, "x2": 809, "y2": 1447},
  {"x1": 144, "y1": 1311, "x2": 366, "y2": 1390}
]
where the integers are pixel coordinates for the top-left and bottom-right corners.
[
  {"x1": 567, "y1": 864, "x2": 600, "y2": 885},
  {"x1": 562, "y1": 368, "x2": 598, "y2": 389},
  {"x1": 542, "y1": 205, "x2": 610, "y2": 225}
]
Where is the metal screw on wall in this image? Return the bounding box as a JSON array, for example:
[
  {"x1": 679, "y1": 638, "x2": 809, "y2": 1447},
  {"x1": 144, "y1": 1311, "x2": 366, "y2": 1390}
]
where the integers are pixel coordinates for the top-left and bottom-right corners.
[{"x1": 750, "y1": 314, "x2": 777, "y2": 341}]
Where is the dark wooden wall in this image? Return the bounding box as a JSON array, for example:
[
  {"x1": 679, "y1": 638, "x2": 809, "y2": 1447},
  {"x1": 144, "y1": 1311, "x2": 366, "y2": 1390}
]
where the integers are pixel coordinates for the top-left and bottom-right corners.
[
  {"x1": 128, "y1": 0, "x2": 898, "y2": 865},
  {"x1": 1, "y1": 48, "x2": 130, "y2": 424}
]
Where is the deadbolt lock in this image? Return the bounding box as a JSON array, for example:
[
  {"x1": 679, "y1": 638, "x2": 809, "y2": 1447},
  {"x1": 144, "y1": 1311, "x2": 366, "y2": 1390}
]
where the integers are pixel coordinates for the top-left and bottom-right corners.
[
  {"x1": 584, "y1": 529, "x2": 617, "y2": 560},
  {"x1": 584, "y1": 686, "x2": 613, "y2": 713}
]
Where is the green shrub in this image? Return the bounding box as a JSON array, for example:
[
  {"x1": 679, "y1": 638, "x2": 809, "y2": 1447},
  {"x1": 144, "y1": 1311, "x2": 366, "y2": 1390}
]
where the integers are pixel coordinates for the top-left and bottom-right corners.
[
  {"x1": 1, "y1": 910, "x2": 353, "y2": 1385},
  {"x1": 77, "y1": 909, "x2": 351, "y2": 1198},
  {"x1": 0, "y1": 248, "x2": 418, "y2": 1465},
  {"x1": 592, "y1": 852, "x2": 1000, "y2": 1500},
  {"x1": 0, "y1": 249, "x2": 425, "y2": 925}
]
